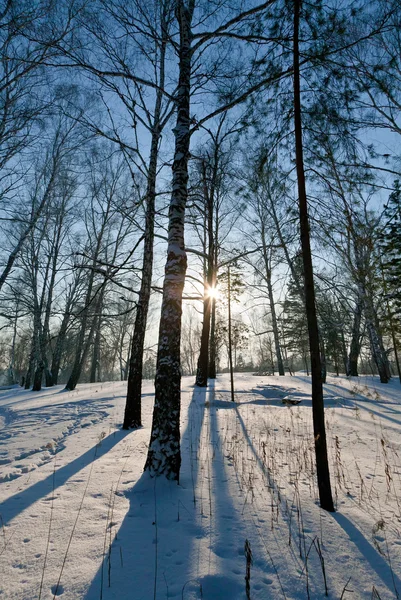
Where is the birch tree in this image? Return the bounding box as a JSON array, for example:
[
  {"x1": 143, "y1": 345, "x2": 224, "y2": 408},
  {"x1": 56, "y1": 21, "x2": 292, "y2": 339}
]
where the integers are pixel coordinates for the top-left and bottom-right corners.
[{"x1": 145, "y1": 0, "x2": 279, "y2": 480}]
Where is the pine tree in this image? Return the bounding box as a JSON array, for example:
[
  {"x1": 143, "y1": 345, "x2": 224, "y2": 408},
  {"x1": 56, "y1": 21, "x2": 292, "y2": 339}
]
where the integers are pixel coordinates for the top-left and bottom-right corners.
[{"x1": 380, "y1": 181, "x2": 401, "y2": 320}]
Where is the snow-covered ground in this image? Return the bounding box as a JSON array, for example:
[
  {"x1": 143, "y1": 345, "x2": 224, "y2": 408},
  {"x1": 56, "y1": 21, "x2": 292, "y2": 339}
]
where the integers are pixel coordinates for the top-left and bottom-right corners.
[{"x1": 1, "y1": 373, "x2": 401, "y2": 599}]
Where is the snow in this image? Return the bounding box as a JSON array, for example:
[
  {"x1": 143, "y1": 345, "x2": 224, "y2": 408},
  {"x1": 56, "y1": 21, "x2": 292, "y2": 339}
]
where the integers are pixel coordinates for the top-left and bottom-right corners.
[{"x1": 1, "y1": 374, "x2": 401, "y2": 599}]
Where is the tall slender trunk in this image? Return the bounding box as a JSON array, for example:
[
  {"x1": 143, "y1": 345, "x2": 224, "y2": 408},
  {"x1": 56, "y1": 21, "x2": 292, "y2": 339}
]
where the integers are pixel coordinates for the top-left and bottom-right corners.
[
  {"x1": 208, "y1": 296, "x2": 217, "y2": 378},
  {"x1": 227, "y1": 266, "x2": 235, "y2": 402},
  {"x1": 293, "y1": 0, "x2": 334, "y2": 511},
  {"x1": 51, "y1": 300, "x2": 73, "y2": 385},
  {"x1": 196, "y1": 161, "x2": 215, "y2": 387},
  {"x1": 363, "y1": 291, "x2": 390, "y2": 383},
  {"x1": 41, "y1": 218, "x2": 64, "y2": 388},
  {"x1": 8, "y1": 301, "x2": 19, "y2": 384},
  {"x1": 123, "y1": 6, "x2": 169, "y2": 428},
  {"x1": 320, "y1": 334, "x2": 327, "y2": 383},
  {"x1": 381, "y1": 263, "x2": 401, "y2": 383},
  {"x1": 195, "y1": 287, "x2": 212, "y2": 386},
  {"x1": 208, "y1": 216, "x2": 219, "y2": 378},
  {"x1": 339, "y1": 322, "x2": 348, "y2": 375},
  {"x1": 123, "y1": 128, "x2": 159, "y2": 428},
  {"x1": 65, "y1": 208, "x2": 108, "y2": 392},
  {"x1": 32, "y1": 306, "x2": 45, "y2": 392},
  {"x1": 65, "y1": 298, "x2": 93, "y2": 390},
  {"x1": 347, "y1": 296, "x2": 362, "y2": 376},
  {"x1": 90, "y1": 311, "x2": 102, "y2": 383},
  {"x1": 145, "y1": 0, "x2": 193, "y2": 480},
  {"x1": 261, "y1": 227, "x2": 284, "y2": 375}
]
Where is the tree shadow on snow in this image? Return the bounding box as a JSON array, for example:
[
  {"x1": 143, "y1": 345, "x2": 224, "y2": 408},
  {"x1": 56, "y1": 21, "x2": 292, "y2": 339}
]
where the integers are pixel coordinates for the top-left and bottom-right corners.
[
  {"x1": 0, "y1": 431, "x2": 129, "y2": 527},
  {"x1": 241, "y1": 383, "x2": 356, "y2": 409},
  {"x1": 83, "y1": 384, "x2": 209, "y2": 600},
  {"x1": 333, "y1": 512, "x2": 401, "y2": 597}
]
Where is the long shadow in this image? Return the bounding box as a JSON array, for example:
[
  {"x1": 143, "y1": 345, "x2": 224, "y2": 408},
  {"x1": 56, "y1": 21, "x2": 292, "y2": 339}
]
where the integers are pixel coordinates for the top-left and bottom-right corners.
[
  {"x1": 0, "y1": 431, "x2": 129, "y2": 527},
  {"x1": 193, "y1": 397, "x2": 246, "y2": 599},
  {"x1": 333, "y1": 512, "x2": 401, "y2": 597},
  {"x1": 198, "y1": 391, "x2": 290, "y2": 598},
  {"x1": 0, "y1": 396, "x2": 116, "y2": 416},
  {"x1": 82, "y1": 384, "x2": 208, "y2": 600},
  {"x1": 233, "y1": 386, "x2": 401, "y2": 596}
]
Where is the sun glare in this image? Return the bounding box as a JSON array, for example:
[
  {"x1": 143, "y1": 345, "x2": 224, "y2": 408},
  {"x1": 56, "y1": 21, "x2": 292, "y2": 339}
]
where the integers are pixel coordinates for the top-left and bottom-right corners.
[{"x1": 207, "y1": 286, "x2": 219, "y2": 300}]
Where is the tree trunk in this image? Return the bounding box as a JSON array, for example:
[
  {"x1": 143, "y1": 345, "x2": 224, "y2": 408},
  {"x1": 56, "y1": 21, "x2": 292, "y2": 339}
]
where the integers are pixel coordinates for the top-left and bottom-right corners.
[
  {"x1": 340, "y1": 329, "x2": 348, "y2": 375},
  {"x1": 227, "y1": 267, "x2": 235, "y2": 402},
  {"x1": 195, "y1": 288, "x2": 212, "y2": 386},
  {"x1": 32, "y1": 304, "x2": 44, "y2": 392},
  {"x1": 32, "y1": 361, "x2": 44, "y2": 392},
  {"x1": 90, "y1": 312, "x2": 102, "y2": 383},
  {"x1": 364, "y1": 293, "x2": 390, "y2": 383},
  {"x1": 208, "y1": 296, "x2": 217, "y2": 378},
  {"x1": 320, "y1": 334, "x2": 327, "y2": 384},
  {"x1": 25, "y1": 337, "x2": 36, "y2": 390},
  {"x1": 195, "y1": 160, "x2": 215, "y2": 387},
  {"x1": 8, "y1": 302, "x2": 19, "y2": 385},
  {"x1": 123, "y1": 7, "x2": 169, "y2": 428},
  {"x1": 123, "y1": 128, "x2": 158, "y2": 428},
  {"x1": 261, "y1": 228, "x2": 285, "y2": 375},
  {"x1": 347, "y1": 296, "x2": 363, "y2": 376},
  {"x1": 293, "y1": 0, "x2": 334, "y2": 511},
  {"x1": 66, "y1": 304, "x2": 99, "y2": 389},
  {"x1": 144, "y1": 0, "x2": 193, "y2": 481},
  {"x1": 65, "y1": 221, "x2": 107, "y2": 392},
  {"x1": 51, "y1": 306, "x2": 71, "y2": 385}
]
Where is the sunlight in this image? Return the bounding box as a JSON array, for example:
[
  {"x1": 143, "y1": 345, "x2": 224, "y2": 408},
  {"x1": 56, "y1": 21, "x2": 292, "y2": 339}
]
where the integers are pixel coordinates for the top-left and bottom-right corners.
[{"x1": 206, "y1": 285, "x2": 219, "y2": 300}]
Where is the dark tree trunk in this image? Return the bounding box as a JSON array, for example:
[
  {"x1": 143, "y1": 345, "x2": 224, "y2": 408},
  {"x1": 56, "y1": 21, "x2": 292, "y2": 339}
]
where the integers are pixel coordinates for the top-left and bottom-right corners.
[
  {"x1": 320, "y1": 335, "x2": 327, "y2": 384},
  {"x1": 340, "y1": 329, "x2": 348, "y2": 375},
  {"x1": 347, "y1": 296, "x2": 363, "y2": 376},
  {"x1": 208, "y1": 296, "x2": 217, "y2": 378},
  {"x1": 261, "y1": 228, "x2": 285, "y2": 376},
  {"x1": 66, "y1": 308, "x2": 99, "y2": 390},
  {"x1": 32, "y1": 361, "x2": 44, "y2": 392},
  {"x1": 51, "y1": 308, "x2": 71, "y2": 385},
  {"x1": 293, "y1": 0, "x2": 334, "y2": 512},
  {"x1": 123, "y1": 9, "x2": 169, "y2": 428},
  {"x1": 90, "y1": 311, "x2": 102, "y2": 383},
  {"x1": 227, "y1": 267, "x2": 235, "y2": 402},
  {"x1": 144, "y1": 0, "x2": 193, "y2": 480},
  {"x1": 25, "y1": 339, "x2": 35, "y2": 390},
  {"x1": 195, "y1": 161, "x2": 215, "y2": 387},
  {"x1": 31, "y1": 304, "x2": 43, "y2": 392},
  {"x1": 195, "y1": 291, "x2": 212, "y2": 387},
  {"x1": 364, "y1": 293, "x2": 390, "y2": 383},
  {"x1": 123, "y1": 128, "x2": 158, "y2": 428}
]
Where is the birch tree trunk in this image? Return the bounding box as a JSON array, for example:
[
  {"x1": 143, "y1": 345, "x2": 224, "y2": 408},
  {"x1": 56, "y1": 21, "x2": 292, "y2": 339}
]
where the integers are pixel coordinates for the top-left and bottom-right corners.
[{"x1": 144, "y1": 0, "x2": 194, "y2": 480}]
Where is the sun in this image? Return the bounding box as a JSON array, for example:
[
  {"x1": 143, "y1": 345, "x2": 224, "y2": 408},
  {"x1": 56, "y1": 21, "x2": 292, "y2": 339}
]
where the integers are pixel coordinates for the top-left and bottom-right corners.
[{"x1": 206, "y1": 286, "x2": 219, "y2": 300}]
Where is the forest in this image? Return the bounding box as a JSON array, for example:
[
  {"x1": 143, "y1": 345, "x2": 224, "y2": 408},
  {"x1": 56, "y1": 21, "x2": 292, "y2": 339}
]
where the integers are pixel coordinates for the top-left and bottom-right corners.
[{"x1": 1, "y1": 1, "x2": 401, "y2": 598}]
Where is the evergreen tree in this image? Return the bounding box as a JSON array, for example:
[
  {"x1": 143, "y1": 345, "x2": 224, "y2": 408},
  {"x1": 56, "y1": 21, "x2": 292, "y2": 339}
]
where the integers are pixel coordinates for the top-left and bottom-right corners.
[{"x1": 380, "y1": 181, "x2": 401, "y2": 319}]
